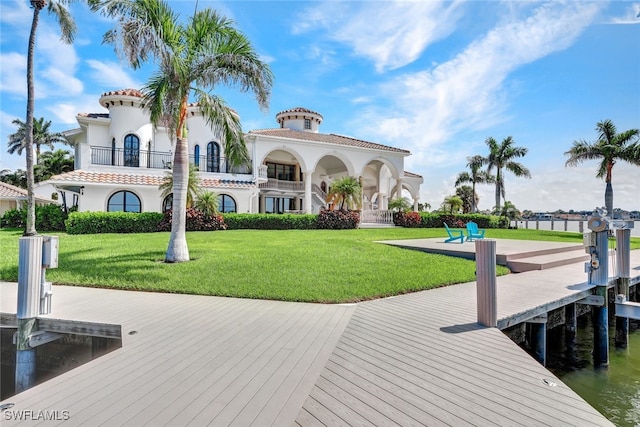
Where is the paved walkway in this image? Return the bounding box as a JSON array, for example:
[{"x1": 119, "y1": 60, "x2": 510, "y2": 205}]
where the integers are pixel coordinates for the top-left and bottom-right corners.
[{"x1": 2, "y1": 242, "x2": 638, "y2": 426}]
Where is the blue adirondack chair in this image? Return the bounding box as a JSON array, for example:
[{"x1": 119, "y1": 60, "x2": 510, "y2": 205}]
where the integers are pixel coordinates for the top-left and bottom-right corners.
[
  {"x1": 465, "y1": 221, "x2": 485, "y2": 241},
  {"x1": 444, "y1": 223, "x2": 464, "y2": 243}
]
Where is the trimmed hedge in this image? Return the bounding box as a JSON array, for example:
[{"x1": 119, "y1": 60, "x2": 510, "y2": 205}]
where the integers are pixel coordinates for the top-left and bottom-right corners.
[
  {"x1": 417, "y1": 212, "x2": 508, "y2": 229},
  {"x1": 158, "y1": 208, "x2": 227, "y2": 231},
  {"x1": 317, "y1": 210, "x2": 360, "y2": 230},
  {"x1": 223, "y1": 213, "x2": 318, "y2": 230},
  {"x1": 393, "y1": 211, "x2": 421, "y2": 227},
  {"x1": 65, "y1": 211, "x2": 164, "y2": 234},
  {"x1": 0, "y1": 204, "x2": 68, "y2": 231}
]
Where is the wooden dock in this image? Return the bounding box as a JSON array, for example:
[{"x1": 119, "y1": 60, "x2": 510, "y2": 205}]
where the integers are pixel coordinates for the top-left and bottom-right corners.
[{"x1": 2, "y1": 241, "x2": 638, "y2": 426}]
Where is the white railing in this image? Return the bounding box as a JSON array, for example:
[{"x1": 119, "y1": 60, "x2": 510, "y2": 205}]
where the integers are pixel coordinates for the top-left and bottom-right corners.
[
  {"x1": 361, "y1": 210, "x2": 393, "y2": 224},
  {"x1": 258, "y1": 179, "x2": 304, "y2": 192},
  {"x1": 258, "y1": 165, "x2": 268, "y2": 180}
]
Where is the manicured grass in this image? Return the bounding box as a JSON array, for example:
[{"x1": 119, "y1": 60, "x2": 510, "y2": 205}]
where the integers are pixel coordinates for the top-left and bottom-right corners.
[{"x1": 1, "y1": 228, "x2": 637, "y2": 303}]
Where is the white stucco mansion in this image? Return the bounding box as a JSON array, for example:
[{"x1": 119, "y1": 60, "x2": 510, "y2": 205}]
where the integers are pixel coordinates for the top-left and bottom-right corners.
[{"x1": 41, "y1": 89, "x2": 422, "y2": 216}]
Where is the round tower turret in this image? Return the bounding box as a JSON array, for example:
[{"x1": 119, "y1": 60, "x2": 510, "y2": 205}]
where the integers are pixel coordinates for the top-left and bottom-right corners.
[{"x1": 275, "y1": 107, "x2": 323, "y2": 133}]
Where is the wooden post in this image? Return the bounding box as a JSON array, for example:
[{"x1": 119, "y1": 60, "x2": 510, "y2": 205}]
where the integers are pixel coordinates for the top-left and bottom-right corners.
[
  {"x1": 16, "y1": 236, "x2": 43, "y2": 393},
  {"x1": 476, "y1": 240, "x2": 497, "y2": 327},
  {"x1": 527, "y1": 319, "x2": 547, "y2": 366},
  {"x1": 579, "y1": 221, "x2": 584, "y2": 233},
  {"x1": 615, "y1": 228, "x2": 631, "y2": 349},
  {"x1": 551, "y1": 220, "x2": 554, "y2": 230},
  {"x1": 564, "y1": 220, "x2": 568, "y2": 231},
  {"x1": 564, "y1": 303, "x2": 577, "y2": 366},
  {"x1": 591, "y1": 229, "x2": 609, "y2": 367}
]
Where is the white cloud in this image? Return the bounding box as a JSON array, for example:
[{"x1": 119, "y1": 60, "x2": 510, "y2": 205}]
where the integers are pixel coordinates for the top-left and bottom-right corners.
[
  {"x1": 421, "y1": 159, "x2": 640, "y2": 213},
  {"x1": 0, "y1": 52, "x2": 27, "y2": 96},
  {"x1": 610, "y1": 2, "x2": 640, "y2": 24},
  {"x1": 45, "y1": 93, "x2": 108, "y2": 125},
  {"x1": 295, "y1": 0, "x2": 463, "y2": 72},
  {"x1": 86, "y1": 60, "x2": 141, "y2": 89},
  {"x1": 354, "y1": 2, "x2": 602, "y2": 168}
]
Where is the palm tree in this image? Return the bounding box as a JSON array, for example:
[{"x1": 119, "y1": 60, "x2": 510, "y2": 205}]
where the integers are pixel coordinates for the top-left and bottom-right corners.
[
  {"x1": 455, "y1": 154, "x2": 494, "y2": 212},
  {"x1": 441, "y1": 195, "x2": 463, "y2": 214},
  {"x1": 93, "y1": 0, "x2": 273, "y2": 262},
  {"x1": 455, "y1": 185, "x2": 476, "y2": 214},
  {"x1": 565, "y1": 119, "x2": 640, "y2": 217},
  {"x1": 23, "y1": 0, "x2": 76, "y2": 236},
  {"x1": 326, "y1": 176, "x2": 362, "y2": 210},
  {"x1": 35, "y1": 149, "x2": 74, "y2": 181},
  {"x1": 0, "y1": 169, "x2": 28, "y2": 188},
  {"x1": 500, "y1": 200, "x2": 520, "y2": 220},
  {"x1": 193, "y1": 190, "x2": 220, "y2": 218},
  {"x1": 388, "y1": 197, "x2": 412, "y2": 213},
  {"x1": 7, "y1": 117, "x2": 68, "y2": 162},
  {"x1": 484, "y1": 136, "x2": 531, "y2": 213},
  {"x1": 159, "y1": 164, "x2": 201, "y2": 209}
]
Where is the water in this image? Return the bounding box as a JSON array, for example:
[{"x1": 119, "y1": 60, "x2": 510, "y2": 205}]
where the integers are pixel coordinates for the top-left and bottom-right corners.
[
  {"x1": 547, "y1": 316, "x2": 640, "y2": 426},
  {"x1": 511, "y1": 219, "x2": 640, "y2": 237}
]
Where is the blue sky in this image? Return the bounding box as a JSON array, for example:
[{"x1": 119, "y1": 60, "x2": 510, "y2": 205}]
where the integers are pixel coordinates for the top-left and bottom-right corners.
[{"x1": 1, "y1": 0, "x2": 639, "y2": 212}]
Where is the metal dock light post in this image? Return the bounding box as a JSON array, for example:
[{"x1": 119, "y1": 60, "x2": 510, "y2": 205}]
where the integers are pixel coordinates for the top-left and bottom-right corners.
[
  {"x1": 584, "y1": 213, "x2": 609, "y2": 367},
  {"x1": 476, "y1": 239, "x2": 497, "y2": 328},
  {"x1": 15, "y1": 235, "x2": 58, "y2": 393}
]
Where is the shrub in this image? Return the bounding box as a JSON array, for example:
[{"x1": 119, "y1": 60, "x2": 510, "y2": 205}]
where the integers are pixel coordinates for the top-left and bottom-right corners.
[
  {"x1": 416, "y1": 212, "x2": 508, "y2": 229},
  {"x1": 317, "y1": 210, "x2": 360, "y2": 229},
  {"x1": 394, "y1": 211, "x2": 421, "y2": 227},
  {"x1": 157, "y1": 208, "x2": 226, "y2": 232},
  {"x1": 0, "y1": 204, "x2": 67, "y2": 231},
  {"x1": 223, "y1": 213, "x2": 318, "y2": 230},
  {"x1": 66, "y1": 211, "x2": 164, "y2": 234}
]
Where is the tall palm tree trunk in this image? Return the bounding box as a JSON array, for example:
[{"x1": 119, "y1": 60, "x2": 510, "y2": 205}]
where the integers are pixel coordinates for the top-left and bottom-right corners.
[
  {"x1": 494, "y1": 179, "x2": 501, "y2": 213},
  {"x1": 472, "y1": 182, "x2": 477, "y2": 212},
  {"x1": 604, "y1": 162, "x2": 613, "y2": 217},
  {"x1": 24, "y1": 3, "x2": 43, "y2": 236},
  {"x1": 604, "y1": 182, "x2": 613, "y2": 218},
  {"x1": 165, "y1": 136, "x2": 190, "y2": 262}
]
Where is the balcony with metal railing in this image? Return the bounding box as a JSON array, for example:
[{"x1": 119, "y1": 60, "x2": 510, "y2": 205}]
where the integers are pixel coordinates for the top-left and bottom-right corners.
[{"x1": 90, "y1": 147, "x2": 252, "y2": 175}]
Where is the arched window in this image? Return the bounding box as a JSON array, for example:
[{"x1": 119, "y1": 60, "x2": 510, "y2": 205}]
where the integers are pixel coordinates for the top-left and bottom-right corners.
[
  {"x1": 218, "y1": 194, "x2": 236, "y2": 213},
  {"x1": 206, "y1": 141, "x2": 220, "y2": 172},
  {"x1": 194, "y1": 145, "x2": 200, "y2": 169},
  {"x1": 124, "y1": 134, "x2": 140, "y2": 167},
  {"x1": 162, "y1": 194, "x2": 173, "y2": 213},
  {"x1": 107, "y1": 190, "x2": 141, "y2": 213}
]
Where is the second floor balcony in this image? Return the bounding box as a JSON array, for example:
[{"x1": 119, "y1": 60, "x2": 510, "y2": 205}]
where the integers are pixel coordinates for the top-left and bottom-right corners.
[{"x1": 90, "y1": 146, "x2": 252, "y2": 175}]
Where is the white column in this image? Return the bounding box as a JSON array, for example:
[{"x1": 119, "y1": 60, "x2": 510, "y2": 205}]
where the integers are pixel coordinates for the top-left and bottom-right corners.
[
  {"x1": 395, "y1": 178, "x2": 403, "y2": 200},
  {"x1": 304, "y1": 172, "x2": 312, "y2": 213},
  {"x1": 413, "y1": 197, "x2": 419, "y2": 211}
]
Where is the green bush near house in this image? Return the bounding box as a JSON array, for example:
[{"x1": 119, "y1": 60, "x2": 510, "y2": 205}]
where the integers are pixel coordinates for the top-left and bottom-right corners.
[
  {"x1": 0, "y1": 204, "x2": 68, "y2": 231},
  {"x1": 223, "y1": 213, "x2": 318, "y2": 230},
  {"x1": 317, "y1": 210, "x2": 360, "y2": 229},
  {"x1": 65, "y1": 211, "x2": 164, "y2": 234},
  {"x1": 158, "y1": 208, "x2": 227, "y2": 232}
]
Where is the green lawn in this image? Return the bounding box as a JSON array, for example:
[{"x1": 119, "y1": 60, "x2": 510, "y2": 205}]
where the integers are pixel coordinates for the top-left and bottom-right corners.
[{"x1": 1, "y1": 228, "x2": 637, "y2": 303}]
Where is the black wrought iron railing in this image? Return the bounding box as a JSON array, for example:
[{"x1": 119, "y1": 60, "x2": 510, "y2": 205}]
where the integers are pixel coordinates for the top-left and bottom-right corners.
[{"x1": 90, "y1": 147, "x2": 252, "y2": 174}]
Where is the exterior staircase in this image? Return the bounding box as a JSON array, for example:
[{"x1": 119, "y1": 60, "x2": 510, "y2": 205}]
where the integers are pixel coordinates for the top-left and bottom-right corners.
[{"x1": 506, "y1": 245, "x2": 591, "y2": 273}]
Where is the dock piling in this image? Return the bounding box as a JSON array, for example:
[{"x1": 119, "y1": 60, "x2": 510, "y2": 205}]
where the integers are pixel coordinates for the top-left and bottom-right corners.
[
  {"x1": 615, "y1": 228, "x2": 631, "y2": 348},
  {"x1": 475, "y1": 239, "x2": 497, "y2": 327}
]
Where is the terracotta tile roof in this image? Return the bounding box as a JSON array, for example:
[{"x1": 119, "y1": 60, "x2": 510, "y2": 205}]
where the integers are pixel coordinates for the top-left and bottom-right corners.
[
  {"x1": 404, "y1": 171, "x2": 423, "y2": 178},
  {"x1": 101, "y1": 89, "x2": 143, "y2": 98},
  {"x1": 78, "y1": 113, "x2": 109, "y2": 119},
  {"x1": 47, "y1": 170, "x2": 255, "y2": 189},
  {"x1": 0, "y1": 181, "x2": 29, "y2": 199},
  {"x1": 0, "y1": 182, "x2": 57, "y2": 203},
  {"x1": 249, "y1": 128, "x2": 410, "y2": 154},
  {"x1": 276, "y1": 107, "x2": 323, "y2": 118}
]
